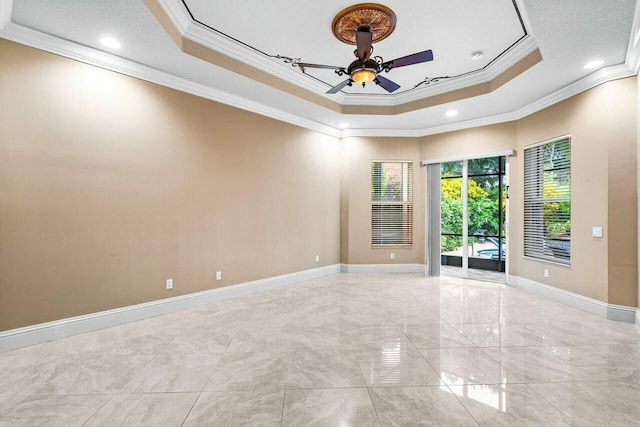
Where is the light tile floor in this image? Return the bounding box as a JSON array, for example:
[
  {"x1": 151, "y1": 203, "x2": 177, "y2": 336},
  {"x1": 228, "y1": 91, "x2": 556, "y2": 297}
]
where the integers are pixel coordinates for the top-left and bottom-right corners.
[
  {"x1": 1, "y1": 273, "x2": 639, "y2": 426},
  {"x1": 440, "y1": 265, "x2": 506, "y2": 284}
]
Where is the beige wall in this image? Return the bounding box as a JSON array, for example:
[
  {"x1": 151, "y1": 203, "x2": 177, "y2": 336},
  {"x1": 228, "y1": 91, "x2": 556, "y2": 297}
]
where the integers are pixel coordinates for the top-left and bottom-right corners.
[
  {"x1": 0, "y1": 39, "x2": 341, "y2": 331},
  {"x1": 419, "y1": 122, "x2": 518, "y2": 161},
  {"x1": 417, "y1": 79, "x2": 638, "y2": 307},
  {"x1": 515, "y1": 77, "x2": 637, "y2": 305},
  {"x1": 341, "y1": 137, "x2": 425, "y2": 265},
  {"x1": 606, "y1": 78, "x2": 638, "y2": 306},
  {"x1": 1, "y1": 39, "x2": 638, "y2": 332}
]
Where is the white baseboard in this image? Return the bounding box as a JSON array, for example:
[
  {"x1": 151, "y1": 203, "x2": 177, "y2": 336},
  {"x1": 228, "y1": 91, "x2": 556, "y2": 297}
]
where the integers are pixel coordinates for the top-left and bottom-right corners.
[
  {"x1": 340, "y1": 263, "x2": 426, "y2": 274},
  {"x1": 0, "y1": 264, "x2": 341, "y2": 352},
  {"x1": 507, "y1": 275, "x2": 637, "y2": 323}
]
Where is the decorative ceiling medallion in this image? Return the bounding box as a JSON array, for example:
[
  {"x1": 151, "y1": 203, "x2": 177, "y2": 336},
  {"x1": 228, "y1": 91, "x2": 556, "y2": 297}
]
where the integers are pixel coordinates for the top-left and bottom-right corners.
[{"x1": 332, "y1": 3, "x2": 397, "y2": 45}]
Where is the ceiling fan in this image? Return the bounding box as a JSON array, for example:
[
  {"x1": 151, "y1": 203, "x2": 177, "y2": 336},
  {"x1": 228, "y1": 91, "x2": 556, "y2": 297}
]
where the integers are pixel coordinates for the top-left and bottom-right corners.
[{"x1": 297, "y1": 25, "x2": 434, "y2": 94}]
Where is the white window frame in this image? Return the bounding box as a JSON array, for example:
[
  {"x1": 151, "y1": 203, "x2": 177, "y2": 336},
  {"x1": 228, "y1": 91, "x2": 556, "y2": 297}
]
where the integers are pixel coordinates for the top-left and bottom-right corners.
[
  {"x1": 523, "y1": 135, "x2": 571, "y2": 265},
  {"x1": 371, "y1": 161, "x2": 414, "y2": 247}
]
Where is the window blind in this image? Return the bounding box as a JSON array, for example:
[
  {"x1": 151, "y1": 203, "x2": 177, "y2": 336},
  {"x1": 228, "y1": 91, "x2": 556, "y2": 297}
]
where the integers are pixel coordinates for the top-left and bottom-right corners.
[
  {"x1": 523, "y1": 137, "x2": 571, "y2": 264},
  {"x1": 371, "y1": 162, "x2": 413, "y2": 246}
]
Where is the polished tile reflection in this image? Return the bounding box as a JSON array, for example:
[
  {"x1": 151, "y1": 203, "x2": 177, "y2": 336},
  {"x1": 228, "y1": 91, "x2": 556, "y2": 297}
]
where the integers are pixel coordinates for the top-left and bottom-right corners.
[
  {"x1": 283, "y1": 388, "x2": 379, "y2": 427},
  {"x1": 1, "y1": 272, "x2": 639, "y2": 426},
  {"x1": 355, "y1": 348, "x2": 442, "y2": 387},
  {"x1": 449, "y1": 384, "x2": 570, "y2": 426},
  {"x1": 287, "y1": 349, "x2": 365, "y2": 389},
  {"x1": 183, "y1": 390, "x2": 285, "y2": 427},
  {"x1": 85, "y1": 393, "x2": 199, "y2": 427},
  {"x1": 369, "y1": 386, "x2": 479, "y2": 426},
  {"x1": 421, "y1": 347, "x2": 523, "y2": 385},
  {"x1": 528, "y1": 381, "x2": 640, "y2": 426}
]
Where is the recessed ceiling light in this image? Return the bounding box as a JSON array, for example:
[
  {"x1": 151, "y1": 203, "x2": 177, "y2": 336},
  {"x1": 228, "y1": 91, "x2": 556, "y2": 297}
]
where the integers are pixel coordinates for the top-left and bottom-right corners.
[
  {"x1": 471, "y1": 51, "x2": 483, "y2": 60},
  {"x1": 584, "y1": 60, "x2": 604, "y2": 70},
  {"x1": 446, "y1": 110, "x2": 458, "y2": 117},
  {"x1": 99, "y1": 36, "x2": 121, "y2": 49}
]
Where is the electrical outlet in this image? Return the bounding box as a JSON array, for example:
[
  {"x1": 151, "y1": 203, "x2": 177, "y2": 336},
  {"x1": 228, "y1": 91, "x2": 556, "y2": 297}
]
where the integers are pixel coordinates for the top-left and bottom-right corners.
[
  {"x1": 166, "y1": 279, "x2": 173, "y2": 290},
  {"x1": 390, "y1": 253, "x2": 395, "y2": 260},
  {"x1": 544, "y1": 269, "x2": 549, "y2": 278},
  {"x1": 216, "y1": 271, "x2": 222, "y2": 281},
  {"x1": 315, "y1": 255, "x2": 319, "y2": 263}
]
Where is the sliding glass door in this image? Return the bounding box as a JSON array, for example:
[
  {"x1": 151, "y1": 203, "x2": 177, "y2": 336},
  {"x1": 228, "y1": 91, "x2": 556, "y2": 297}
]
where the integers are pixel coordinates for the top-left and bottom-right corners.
[
  {"x1": 440, "y1": 156, "x2": 506, "y2": 279},
  {"x1": 467, "y1": 157, "x2": 506, "y2": 273}
]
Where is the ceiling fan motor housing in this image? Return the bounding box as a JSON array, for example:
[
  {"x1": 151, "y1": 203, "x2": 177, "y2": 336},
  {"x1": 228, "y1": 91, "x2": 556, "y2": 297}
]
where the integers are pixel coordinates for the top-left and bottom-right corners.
[
  {"x1": 298, "y1": 3, "x2": 433, "y2": 93},
  {"x1": 348, "y1": 58, "x2": 379, "y2": 85},
  {"x1": 348, "y1": 58, "x2": 379, "y2": 74}
]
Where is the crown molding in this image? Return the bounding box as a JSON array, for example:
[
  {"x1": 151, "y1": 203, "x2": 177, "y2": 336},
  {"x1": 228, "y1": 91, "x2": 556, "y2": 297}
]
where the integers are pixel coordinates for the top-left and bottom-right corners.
[
  {"x1": 156, "y1": 0, "x2": 191, "y2": 33},
  {"x1": 0, "y1": 0, "x2": 12, "y2": 31},
  {"x1": 343, "y1": 68, "x2": 492, "y2": 106},
  {"x1": 484, "y1": 35, "x2": 539, "y2": 81},
  {"x1": 154, "y1": 0, "x2": 335, "y2": 98},
  {"x1": 340, "y1": 128, "x2": 425, "y2": 138},
  {"x1": 155, "y1": 0, "x2": 539, "y2": 108},
  {"x1": 182, "y1": 16, "x2": 487, "y2": 107},
  {"x1": 1, "y1": 0, "x2": 638, "y2": 140},
  {"x1": 344, "y1": 60, "x2": 636, "y2": 138},
  {"x1": 336, "y1": 35, "x2": 540, "y2": 107},
  {"x1": 0, "y1": 23, "x2": 341, "y2": 138},
  {"x1": 342, "y1": 36, "x2": 540, "y2": 107},
  {"x1": 513, "y1": 62, "x2": 634, "y2": 119},
  {"x1": 626, "y1": 0, "x2": 640, "y2": 74},
  {"x1": 342, "y1": 111, "x2": 519, "y2": 138},
  {"x1": 419, "y1": 111, "x2": 520, "y2": 138},
  {"x1": 513, "y1": 0, "x2": 535, "y2": 36},
  {"x1": 182, "y1": 21, "x2": 332, "y2": 96},
  {"x1": 411, "y1": 62, "x2": 635, "y2": 138}
]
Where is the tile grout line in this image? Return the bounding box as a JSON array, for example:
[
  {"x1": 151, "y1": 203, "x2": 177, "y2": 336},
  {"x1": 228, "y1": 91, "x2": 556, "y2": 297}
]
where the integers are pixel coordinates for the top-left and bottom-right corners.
[
  {"x1": 439, "y1": 380, "x2": 482, "y2": 427},
  {"x1": 280, "y1": 351, "x2": 292, "y2": 427},
  {"x1": 523, "y1": 382, "x2": 573, "y2": 420},
  {"x1": 80, "y1": 394, "x2": 114, "y2": 427},
  {"x1": 179, "y1": 346, "x2": 225, "y2": 426},
  {"x1": 365, "y1": 386, "x2": 383, "y2": 427},
  {"x1": 354, "y1": 347, "x2": 383, "y2": 426},
  {"x1": 179, "y1": 392, "x2": 201, "y2": 427}
]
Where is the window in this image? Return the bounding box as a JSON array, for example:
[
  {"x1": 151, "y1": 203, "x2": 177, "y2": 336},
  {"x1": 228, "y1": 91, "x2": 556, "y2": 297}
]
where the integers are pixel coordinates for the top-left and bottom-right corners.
[
  {"x1": 440, "y1": 156, "x2": 507, "y2": 271},
  {"x1": 371, "y1": 161, "x2": 413, "y2": 246},
  {"x1": 524, "y1": 137, "x2": 571, "y2": 264}
]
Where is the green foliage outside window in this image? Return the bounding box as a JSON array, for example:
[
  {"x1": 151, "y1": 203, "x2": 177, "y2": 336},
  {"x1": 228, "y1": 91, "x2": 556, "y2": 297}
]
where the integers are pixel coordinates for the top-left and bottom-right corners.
[{"x1": 440, "y1": 158, "x2": 504, "y2": 252}]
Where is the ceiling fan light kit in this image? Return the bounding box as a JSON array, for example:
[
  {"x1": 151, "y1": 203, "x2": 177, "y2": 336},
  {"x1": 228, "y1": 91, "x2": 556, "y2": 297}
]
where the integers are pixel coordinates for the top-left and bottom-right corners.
[
  {"x1": 349, "y1": 59, "x2": 378, "y2": 85},
  {"x1": 296, "y1": 3, "x2": 434, "y2": 94}
]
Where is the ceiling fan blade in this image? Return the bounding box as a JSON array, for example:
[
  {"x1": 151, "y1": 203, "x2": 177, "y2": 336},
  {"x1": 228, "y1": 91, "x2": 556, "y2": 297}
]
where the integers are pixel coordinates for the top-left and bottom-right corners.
[
  {"x1": 375, "y1": 75, "x2": 401, "y2": 93},
  {"x1": 355, "y1": 26, "x2": 373, "y2": 60},
  {"x1": 382, "y1": 49, "x2": 433, "y2": 70},
  {"x1": 326, "y1": 78, "x2": 352, "y2": 94},
  {"x1": 297, "y1": 62, "x2": 346, "y2": 72}
]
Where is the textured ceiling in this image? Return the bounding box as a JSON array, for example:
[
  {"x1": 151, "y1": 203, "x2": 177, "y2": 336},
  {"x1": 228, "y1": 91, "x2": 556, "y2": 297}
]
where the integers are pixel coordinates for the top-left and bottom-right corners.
[
  {"x1": 182, "y1": 0, "x2": 526, "y2": 96},
  {"x1": 2, "y1": 0, "x2": 639, "y2": 136}
]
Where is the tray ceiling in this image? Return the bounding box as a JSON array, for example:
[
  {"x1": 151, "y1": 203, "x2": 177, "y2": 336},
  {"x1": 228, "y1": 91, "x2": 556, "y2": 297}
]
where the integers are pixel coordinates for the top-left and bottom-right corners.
[
  {"x1": 152, "y1": 0, "x2": 541, "y2": 112},
  {"x1": 2, "y1": 0, "x2": 639, "y2": 136},
  {"x1": 181, "y1": 0, "x2": 528, "y2": 97}
]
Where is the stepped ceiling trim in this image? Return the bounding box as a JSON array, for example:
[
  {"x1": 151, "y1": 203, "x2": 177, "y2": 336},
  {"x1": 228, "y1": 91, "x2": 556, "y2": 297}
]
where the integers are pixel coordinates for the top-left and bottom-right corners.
[
  {"x1": 0, "y1": 0, "x2": 638, "y2": 138},
  {"x1": 147, "y1": 0, "x2": 541, "y2": 113},
  {"x1": 0, "y1": 0, "x2": 13, "y2": 30}
]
